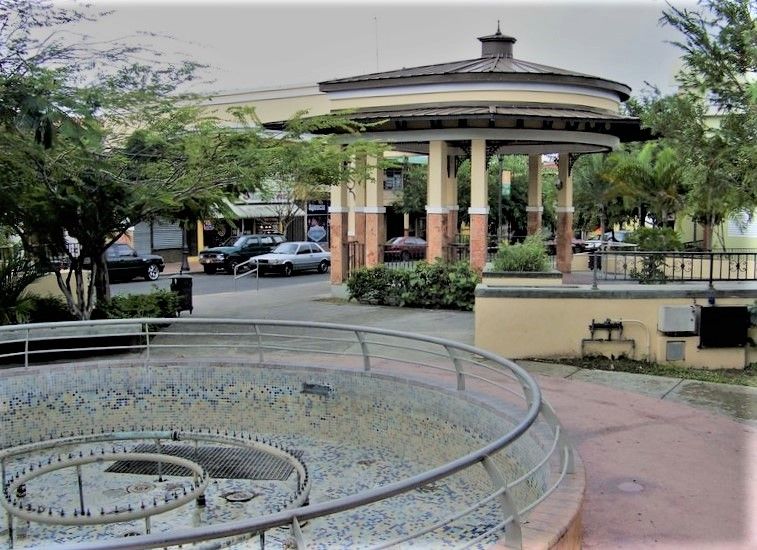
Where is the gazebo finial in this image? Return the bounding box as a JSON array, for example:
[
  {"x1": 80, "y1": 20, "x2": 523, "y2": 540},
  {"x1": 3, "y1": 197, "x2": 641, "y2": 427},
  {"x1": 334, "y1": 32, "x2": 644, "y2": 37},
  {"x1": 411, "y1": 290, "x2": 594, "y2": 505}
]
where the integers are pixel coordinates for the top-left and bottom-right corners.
[{"x1": 497, "y1": 20, "x2": 501, "y2": 35}]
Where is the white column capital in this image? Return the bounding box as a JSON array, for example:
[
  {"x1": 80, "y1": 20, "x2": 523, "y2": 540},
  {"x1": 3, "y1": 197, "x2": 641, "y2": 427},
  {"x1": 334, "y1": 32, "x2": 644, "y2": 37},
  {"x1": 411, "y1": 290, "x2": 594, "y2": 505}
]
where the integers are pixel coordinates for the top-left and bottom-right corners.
[
  {"x1": 329, "y1": 206, "x2": 349, "y2": 214},
  {"x1": 555, "y1": 206, "x2": 575, "y2": 213},
  {"x1": 525, "y1": 206, "x2": 544, "y2": 213},
  {"x1": 425, "y1": 206, "x2": 449, "y2": 215},
  {"x1": 468, "y1": 207, "x2": 490, "y2": 215},
  {"x1": 363, "y1": 206, "x2": 387, "y2": 214}
]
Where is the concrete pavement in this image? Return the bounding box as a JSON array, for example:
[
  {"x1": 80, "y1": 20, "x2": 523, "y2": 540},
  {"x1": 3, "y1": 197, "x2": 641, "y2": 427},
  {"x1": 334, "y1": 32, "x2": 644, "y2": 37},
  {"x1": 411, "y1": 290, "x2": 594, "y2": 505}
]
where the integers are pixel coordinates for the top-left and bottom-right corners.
[{"x1": 185, "y1": 278, "x2": 756, "y2": 549}]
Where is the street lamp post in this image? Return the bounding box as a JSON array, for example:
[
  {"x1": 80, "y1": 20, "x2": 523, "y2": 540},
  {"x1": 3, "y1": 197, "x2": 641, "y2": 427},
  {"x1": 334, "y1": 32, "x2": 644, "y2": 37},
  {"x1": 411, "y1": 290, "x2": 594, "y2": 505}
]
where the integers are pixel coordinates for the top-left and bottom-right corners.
[{"x1": 180, "y1": 223, "x2": 190, "y2": 274}]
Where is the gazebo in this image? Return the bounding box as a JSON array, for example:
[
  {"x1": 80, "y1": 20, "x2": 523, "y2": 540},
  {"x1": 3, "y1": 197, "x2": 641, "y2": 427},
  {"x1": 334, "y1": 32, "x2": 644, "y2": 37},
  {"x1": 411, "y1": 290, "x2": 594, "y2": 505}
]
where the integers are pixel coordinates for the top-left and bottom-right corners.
[{"x1": 293, "y1": 27, "x2": 649, "y2": 283}]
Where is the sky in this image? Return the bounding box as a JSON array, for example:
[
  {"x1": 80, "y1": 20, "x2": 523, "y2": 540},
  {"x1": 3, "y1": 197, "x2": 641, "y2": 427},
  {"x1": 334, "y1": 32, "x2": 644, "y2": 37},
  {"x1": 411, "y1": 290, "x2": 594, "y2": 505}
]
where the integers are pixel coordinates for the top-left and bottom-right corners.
[{"x1": 59, "y1": 0, "x2": 699, "y2": 99}]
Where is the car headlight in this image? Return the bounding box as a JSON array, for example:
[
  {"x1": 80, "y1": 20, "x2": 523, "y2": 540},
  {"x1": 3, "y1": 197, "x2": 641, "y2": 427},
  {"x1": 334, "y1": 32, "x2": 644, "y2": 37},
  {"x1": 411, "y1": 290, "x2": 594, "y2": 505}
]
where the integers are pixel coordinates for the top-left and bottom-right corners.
[{"x1": 270, "y1": 259, "x2": 283, "y2": 265}]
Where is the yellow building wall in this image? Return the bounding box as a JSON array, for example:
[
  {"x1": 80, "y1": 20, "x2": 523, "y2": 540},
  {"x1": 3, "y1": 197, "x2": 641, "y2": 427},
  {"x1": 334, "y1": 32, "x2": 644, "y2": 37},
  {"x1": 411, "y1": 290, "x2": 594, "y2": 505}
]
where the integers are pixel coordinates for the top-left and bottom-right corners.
[
  {"x1": 26, "y1": 272, "x2": 90, "y2": 300},
  {"x1": 475, "y1": 288, "x2": 755, "y2": 370}
]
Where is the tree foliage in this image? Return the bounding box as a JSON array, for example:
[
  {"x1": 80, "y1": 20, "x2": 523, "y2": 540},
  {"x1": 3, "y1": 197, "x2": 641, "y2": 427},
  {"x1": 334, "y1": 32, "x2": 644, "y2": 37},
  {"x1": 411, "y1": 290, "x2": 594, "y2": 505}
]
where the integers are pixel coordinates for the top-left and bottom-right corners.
[{"x1": 639, "y1": 0, "x2": 756, "y2": 248}]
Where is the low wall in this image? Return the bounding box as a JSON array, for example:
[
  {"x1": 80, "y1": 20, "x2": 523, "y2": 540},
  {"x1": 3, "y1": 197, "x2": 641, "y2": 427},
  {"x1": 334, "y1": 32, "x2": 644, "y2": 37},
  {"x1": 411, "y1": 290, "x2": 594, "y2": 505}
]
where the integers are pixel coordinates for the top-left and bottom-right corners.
[
  {"x1": 25, "y1": 271, "x2": 91, "y2": 299},
  {"x1": 475, "y1": 284, "x2": 756, "y2": 370}
]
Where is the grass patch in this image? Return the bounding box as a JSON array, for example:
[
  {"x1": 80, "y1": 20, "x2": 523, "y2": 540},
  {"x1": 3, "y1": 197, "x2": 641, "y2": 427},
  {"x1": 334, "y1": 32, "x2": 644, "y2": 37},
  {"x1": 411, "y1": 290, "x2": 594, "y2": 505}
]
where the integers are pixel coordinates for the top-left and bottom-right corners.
[{"x1": 532, "y1": 355, "x2": 757, "y2": 387}]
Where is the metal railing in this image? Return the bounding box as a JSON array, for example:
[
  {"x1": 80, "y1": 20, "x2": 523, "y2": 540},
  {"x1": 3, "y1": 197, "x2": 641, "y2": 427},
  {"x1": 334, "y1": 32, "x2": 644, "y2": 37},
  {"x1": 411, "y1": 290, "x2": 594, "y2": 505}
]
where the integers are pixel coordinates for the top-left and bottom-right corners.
[
  {"x1": 232, "y1": 257, "x2": 260, "y2": 291},
  {"x1": 588, "y1": 249, "x2": 757, "y2": 286},
  {"x1": 0, "y1": 319, "x2": 576, "y2": 550}
]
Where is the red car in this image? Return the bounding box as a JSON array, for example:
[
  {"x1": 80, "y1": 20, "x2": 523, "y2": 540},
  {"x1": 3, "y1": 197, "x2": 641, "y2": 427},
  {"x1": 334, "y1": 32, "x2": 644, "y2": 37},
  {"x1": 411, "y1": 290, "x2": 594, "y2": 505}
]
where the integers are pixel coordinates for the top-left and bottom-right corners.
[{"x1": 384, "y1": 237, "x2": 427, "y2": 261}]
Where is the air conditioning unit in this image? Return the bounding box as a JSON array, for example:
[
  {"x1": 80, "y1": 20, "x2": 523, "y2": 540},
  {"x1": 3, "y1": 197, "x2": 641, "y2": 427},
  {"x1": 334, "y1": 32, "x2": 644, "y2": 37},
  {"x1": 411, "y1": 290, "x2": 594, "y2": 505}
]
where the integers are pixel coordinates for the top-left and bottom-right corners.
[{"x1": 658, "y1": 306, "x2": 698, "y2": 335}]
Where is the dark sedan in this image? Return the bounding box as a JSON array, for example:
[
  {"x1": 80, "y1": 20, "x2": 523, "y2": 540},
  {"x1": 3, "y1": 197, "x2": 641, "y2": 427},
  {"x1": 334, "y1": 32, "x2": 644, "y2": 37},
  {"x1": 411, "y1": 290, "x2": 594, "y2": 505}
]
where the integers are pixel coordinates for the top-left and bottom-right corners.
[
  {"x1": 105, "y1": 243, "x2": 165, "y2": 281},
  {"x1": 384, "y1": 236, "x2": 427, "y2": 261}
]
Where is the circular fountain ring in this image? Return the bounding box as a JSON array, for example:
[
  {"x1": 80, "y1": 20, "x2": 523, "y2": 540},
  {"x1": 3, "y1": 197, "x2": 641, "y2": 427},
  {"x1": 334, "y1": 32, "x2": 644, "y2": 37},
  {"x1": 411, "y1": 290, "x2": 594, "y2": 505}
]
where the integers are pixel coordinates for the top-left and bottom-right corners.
[
  {"x1": 0, "y1": 430, "x2": 311, "y2": 532},
  {"x1": 2, "y1": 452, "x2": 209, "y2": 526}
]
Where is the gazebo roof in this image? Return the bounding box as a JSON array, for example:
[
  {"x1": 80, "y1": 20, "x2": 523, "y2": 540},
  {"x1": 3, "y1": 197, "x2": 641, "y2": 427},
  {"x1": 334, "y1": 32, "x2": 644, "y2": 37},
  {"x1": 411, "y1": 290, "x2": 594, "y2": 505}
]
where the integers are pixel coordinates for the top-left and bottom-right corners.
[{"x1": 320, "y1": 28, "x2": 632, "y2": 101}]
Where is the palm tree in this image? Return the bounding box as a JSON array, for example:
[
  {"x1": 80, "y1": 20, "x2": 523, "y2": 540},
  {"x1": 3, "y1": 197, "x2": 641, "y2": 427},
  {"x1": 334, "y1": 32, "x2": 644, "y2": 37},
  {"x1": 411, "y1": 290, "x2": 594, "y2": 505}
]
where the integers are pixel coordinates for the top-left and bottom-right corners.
[
  {"x1": 610, "y1": 143, "x2": 687, "y2": 229},
  {"x1": 573, "y1": 153, "x2": 630, "y2": 239}
]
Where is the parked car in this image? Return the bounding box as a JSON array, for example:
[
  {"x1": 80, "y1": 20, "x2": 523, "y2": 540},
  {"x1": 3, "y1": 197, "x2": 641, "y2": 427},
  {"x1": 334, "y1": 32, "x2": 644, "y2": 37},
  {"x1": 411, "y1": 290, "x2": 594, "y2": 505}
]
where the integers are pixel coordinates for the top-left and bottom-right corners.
[
  {"x1": 585, "y1": 230, "x2": 636, "y2": 250},
  {"x1": 384, "y1": 236, "x2": 427, "y2": 261},
  {"x1": 252, "y1": 241, "x2": 330, "y2": 276},
  {"x1": 105, "y1": 243, "x2": 165, "y2": 281},
  {"x1": 199, "y1": 234, "x2": 285, "y2": 274},
  {"x1": 545, "y1": 234, "x2": 586, "y2": 255}
]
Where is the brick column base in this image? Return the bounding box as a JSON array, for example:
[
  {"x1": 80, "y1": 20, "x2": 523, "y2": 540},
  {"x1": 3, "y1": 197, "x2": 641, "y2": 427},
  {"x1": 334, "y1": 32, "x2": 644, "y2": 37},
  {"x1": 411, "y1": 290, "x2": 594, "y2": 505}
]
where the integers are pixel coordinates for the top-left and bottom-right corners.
[
  {"x1": 365, "y1": 213, "x2": 385, "y2": 267},
  {"x1": 469, "y1": 214, "x2": 488, "y2": 272},
  {"x1": 426, "y1": 213, "x2": 447, "y2": 261},
  {"x1": 527, "y1": 210, "x2": 543, "y2": 236},
  {"x1": 330, "y1": 212, "x2": 349, "y2": 284},
  {"x1": 556, "y1": 211, "x2": 574, "y2": 273},
  {"x1": 446, "y1": 209, "x2": 458, "y2": 242}
]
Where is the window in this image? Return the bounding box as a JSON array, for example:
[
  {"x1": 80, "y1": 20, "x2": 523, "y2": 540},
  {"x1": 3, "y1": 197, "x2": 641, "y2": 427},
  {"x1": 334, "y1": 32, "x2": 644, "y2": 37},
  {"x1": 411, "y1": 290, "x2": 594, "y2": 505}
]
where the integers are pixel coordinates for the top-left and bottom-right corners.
[{"x1": 261, "y1": 236, "x2": 274, "y2": 245}]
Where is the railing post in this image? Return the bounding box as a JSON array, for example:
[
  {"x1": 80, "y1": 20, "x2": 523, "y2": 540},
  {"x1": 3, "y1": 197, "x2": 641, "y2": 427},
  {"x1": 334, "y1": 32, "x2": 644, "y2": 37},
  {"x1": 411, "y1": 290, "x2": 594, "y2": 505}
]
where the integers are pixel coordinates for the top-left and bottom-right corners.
[
  {"x1": 591, "y1": 250, "x2": 599, "y2": 290},
  {"x1": 144, "y1": 322, "x2": 151, "y2": 367},
  {"x1": 444, "y1": 345, "x2": 465, "y2": 391},
  {"x1": 709, "y1": 251, "x2": 715, "y2": 289},
  {"x1": 254, "y1": 324, "x2": 264, "y2": 364},
  {"x1": 24, "y1": 328, "x2": 29, "y2": 369},
  {"x1": 481, "y1": 456, "x2": 522, "y2": 549},
  {"x1": 355, "y1": 331, "x2": 370, "y2": 372},
  {"x1": 539, "y1": 401, "x2": 575, "y2": 474},
  {"x1": 291, "y1": 517, "x2": 305, "y2": 549}
]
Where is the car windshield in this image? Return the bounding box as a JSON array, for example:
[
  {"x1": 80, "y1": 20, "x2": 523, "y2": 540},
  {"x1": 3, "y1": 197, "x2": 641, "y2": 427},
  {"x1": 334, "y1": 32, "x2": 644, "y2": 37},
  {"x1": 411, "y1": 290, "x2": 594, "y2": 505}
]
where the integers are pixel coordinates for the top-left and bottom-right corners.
[
  {"x1": 385, "y1": 237, "x2": 400, "y2": 245},
  {"x1": 272, "y1": 243, "x2": 298, "y2": 254},
  {"x1": 231, "y1": 236, "x2": 247, "y2": 248}
]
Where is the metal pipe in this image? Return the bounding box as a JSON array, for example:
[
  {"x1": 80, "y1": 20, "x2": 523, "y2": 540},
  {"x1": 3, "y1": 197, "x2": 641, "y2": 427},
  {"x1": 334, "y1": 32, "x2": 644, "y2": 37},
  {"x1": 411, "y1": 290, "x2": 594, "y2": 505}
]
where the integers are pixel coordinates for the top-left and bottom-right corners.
[{"x1": 76, "y1": 464, "x2": 85, "y2": 514}]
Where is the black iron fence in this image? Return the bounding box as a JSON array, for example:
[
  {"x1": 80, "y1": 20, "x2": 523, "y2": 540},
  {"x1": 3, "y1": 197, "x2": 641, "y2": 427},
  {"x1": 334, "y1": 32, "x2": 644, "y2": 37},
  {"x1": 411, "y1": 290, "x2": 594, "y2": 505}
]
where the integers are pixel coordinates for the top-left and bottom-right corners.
[{"x1": 588, "y1": 249, "x2": 757, "y2": 285}]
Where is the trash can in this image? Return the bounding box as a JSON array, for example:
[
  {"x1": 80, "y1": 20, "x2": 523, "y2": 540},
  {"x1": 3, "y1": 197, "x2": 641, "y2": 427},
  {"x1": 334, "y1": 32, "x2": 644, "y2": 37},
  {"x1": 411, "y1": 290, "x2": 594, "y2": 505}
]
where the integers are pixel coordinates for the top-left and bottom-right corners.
[
  {"x1": 170, "y1": 275, "x2": 193, "y2": 315},
  {"x1": 588, "y1": 251, "x2": 602, "y2": 270}
]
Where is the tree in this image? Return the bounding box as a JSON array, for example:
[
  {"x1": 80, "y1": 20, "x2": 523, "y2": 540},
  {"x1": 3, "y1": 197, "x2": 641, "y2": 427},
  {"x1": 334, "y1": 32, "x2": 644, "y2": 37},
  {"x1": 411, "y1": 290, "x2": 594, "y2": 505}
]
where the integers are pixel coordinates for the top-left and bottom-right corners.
[
  {"x1": 640, "y1": 0, "x2": 756, "y2": 249},
  {"x1": 0, "y1": 1, "x2": 258, "y2": 317},
  {"x1": 609, "y1": 143, "x2": 688, "y2": 228},
  {"x1": 392, "y1": 159, "x2": 427, "y2": 216},
  {"x1": 572, "y1": 153, "x2": 633, "y2": 237}
]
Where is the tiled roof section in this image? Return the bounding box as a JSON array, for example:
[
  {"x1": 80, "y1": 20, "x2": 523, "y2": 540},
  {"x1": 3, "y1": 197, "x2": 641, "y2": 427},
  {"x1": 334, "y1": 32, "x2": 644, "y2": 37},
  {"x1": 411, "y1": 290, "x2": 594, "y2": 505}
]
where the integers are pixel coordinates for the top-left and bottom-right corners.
[{"x1": 322, "y1": 56, "x2": 597, "y2": 84}]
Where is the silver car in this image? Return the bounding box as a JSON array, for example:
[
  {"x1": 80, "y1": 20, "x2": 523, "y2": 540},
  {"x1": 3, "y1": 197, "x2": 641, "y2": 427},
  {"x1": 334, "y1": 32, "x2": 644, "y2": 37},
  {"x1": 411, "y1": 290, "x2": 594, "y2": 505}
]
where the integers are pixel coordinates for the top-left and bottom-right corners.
[{"x1": 252, "y1": 242, "x2": 331, "y2": 276}]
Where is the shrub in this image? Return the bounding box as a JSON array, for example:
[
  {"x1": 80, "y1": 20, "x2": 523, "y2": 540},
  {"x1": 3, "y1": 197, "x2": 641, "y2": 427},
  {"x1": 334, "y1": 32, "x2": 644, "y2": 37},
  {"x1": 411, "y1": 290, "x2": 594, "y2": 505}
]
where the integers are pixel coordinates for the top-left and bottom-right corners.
[
  {"x1": 492, "y1": 234, "x2": 550, "y2": 272},
  {"x1": 346, "y1": 260, "x2": 479, "y2": 311},
  {"x1": 94, "y1": 289, "x2": 179, "y2": 319},
  {"x1": 26, "y1": 295, "x2": 77, "y2": 323},
  {"x1": 626, "y1": 227, "x2": 683, "y2": 251},
  {"x1": 0, "y1": 250, "x2": 44, "y2": 325}
]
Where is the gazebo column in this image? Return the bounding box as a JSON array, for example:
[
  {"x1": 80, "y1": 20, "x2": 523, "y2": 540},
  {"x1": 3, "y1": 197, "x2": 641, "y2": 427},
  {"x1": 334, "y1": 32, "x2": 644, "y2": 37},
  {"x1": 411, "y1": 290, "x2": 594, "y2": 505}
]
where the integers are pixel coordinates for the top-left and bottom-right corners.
[
  {"x1": 329, "y1": 183, "x2": 349, "y2": 284},
  {"x1": 469, "y1": 139, "x2": 489, "y2": 271},
  {"x1": 556, "y1": 153, "x2": 574, "y2": 273},
  {"x1": 364, "y1": 155, "x2": 385, "y2": 267},
  {"x1": 350, "y1": 174, "x2": 366, "y2": 251},
  {"x1": 446, "y1": 155, "x2": 459, "y2": 243},
  {"x1": 426, "y1": 140, "x2": 448, "y2": 261},
  {"x1": 526, "y1": 154, "x2": 543, "y2": 235}
]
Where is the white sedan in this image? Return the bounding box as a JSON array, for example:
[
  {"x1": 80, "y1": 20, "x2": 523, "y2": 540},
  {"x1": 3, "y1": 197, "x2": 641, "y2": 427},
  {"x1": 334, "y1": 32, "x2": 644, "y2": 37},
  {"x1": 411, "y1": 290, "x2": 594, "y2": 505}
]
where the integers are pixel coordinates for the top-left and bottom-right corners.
[{"x1": 252, "y1": 242, "x2": 331, "y2": 276}]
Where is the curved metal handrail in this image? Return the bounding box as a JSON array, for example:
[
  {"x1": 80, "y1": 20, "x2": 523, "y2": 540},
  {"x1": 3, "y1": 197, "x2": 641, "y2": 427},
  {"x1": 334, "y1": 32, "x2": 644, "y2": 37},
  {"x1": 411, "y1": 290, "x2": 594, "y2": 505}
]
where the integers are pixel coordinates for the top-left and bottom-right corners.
[{"x1": 0, "y1": 319, "x2": 575, "y2": 550}]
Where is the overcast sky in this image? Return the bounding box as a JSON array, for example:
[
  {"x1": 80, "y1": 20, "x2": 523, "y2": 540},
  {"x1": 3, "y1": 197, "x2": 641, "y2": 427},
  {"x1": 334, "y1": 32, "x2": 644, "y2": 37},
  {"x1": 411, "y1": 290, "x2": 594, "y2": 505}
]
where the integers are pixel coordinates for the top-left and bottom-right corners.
[{"x1": 62, "y1": 0, "x2": 698, "y2": 99}]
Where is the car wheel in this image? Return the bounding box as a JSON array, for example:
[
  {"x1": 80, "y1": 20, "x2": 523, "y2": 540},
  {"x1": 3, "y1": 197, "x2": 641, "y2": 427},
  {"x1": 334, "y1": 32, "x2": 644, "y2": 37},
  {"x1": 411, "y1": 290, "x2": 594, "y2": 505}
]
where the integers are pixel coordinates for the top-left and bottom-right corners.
[
  {"x1": 203, "y1": 265, "x2": 217, "y2": 275},
  {"x1": 145, "y1": 264, "x2": 160, "y2": 281},
  {"x1": 283, "y1": 263, "x2": 293, "y2": 277},
  {"x1": 317, "y1": 260, "x2": 330, "y2": 273},
  {"x1": 401, "y1": 251, "x2": 411, "y2": 261}
]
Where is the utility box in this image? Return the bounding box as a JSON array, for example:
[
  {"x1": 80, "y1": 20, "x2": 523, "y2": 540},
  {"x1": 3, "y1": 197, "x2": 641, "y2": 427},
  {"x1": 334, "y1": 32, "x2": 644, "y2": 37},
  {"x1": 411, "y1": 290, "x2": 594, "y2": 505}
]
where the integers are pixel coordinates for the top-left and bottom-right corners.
[
  {"x1": 699, "y1": 306, "x2": 749, "y2": 348},
  {"x1": 658, "y1": 306, "x2": 698, "y2": 335},
  {"x1": 170, "y1": 275, "x2": 193, "y2": 316}
]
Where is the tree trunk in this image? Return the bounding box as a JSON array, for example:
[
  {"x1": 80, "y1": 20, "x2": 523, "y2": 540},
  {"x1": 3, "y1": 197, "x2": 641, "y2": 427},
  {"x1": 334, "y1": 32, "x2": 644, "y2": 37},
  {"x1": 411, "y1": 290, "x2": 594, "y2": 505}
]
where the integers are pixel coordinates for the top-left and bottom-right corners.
[
  {"x1": 701, "y1": 218, "x2": 714, "y2": 251},
  {"x1": 94, "y1": 254, "x2": 110, "y2": 303}
]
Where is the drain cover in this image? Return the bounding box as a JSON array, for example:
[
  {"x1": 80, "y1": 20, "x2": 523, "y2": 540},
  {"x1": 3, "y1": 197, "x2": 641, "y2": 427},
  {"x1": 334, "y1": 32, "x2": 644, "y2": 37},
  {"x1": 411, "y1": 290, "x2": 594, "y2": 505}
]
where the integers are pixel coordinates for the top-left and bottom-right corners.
[
  {"x1": 126, "y1": 482, "x2": 155, "y2": 494},
  {"x1": 222, "y1": 491, "x2": 259, "y2": 502},
  {"x1": 106, "y1": 444, "x2": 303, "y2": 481}
]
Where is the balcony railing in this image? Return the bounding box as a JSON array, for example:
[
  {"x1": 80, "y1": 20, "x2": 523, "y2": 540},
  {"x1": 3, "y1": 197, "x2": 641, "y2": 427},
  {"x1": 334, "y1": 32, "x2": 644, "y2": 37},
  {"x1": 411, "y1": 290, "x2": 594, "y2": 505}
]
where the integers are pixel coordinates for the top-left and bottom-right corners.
[{"x1": 588, "y1": 249, "x2": 757, "y2": 286}]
